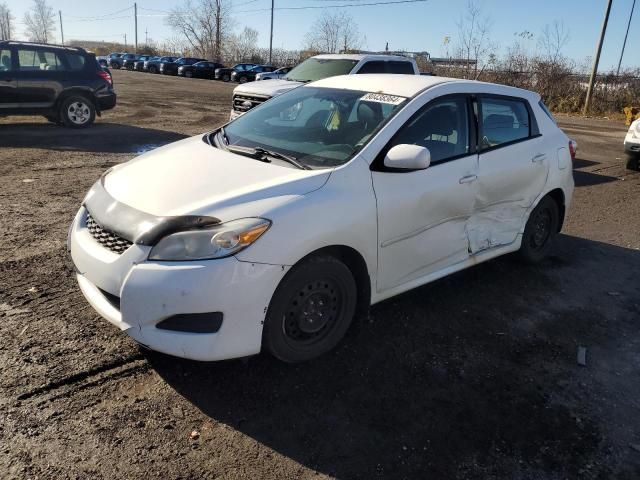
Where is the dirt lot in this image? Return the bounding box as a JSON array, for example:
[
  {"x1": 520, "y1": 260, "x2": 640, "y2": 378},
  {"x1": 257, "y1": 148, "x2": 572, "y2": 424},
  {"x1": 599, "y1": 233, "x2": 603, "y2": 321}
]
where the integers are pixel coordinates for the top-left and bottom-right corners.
[{"x1": 1, "y1": 70, "x2": 639, "y2": 480}]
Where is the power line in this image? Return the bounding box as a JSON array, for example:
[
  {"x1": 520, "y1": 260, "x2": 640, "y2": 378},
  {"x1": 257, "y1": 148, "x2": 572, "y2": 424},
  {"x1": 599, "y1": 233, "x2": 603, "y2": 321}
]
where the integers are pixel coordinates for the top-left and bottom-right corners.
[
  {"x1": 65, "y1": 6, "x2": 133, "y2": 20},
  {"x1": 236, "y1": 0, "x2": 427, "y2": 12}
]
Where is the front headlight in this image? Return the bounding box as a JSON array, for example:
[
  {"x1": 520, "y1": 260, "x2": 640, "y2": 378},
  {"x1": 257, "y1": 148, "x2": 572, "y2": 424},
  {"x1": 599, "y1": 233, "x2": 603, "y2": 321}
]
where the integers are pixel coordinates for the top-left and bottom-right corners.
[{"x1": 148, "y1": 218, "x2": 271, "y2": 261}]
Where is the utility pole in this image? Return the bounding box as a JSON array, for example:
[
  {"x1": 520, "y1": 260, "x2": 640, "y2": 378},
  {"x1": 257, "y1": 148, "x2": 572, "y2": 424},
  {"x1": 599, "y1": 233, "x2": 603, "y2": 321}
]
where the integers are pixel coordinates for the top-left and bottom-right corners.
[
  {"x1": 583, "y1": 0, "x2": 613, "y2": 115},
  {"x1": 268, "y1": 0, "x2": 274, "y2": 64},
  {"x1": 134, "y1": 3, "x2": 138, "y2": 53},
  {"x1": 145, "y1": 27, "x2": 148, "y2": 46},
  {"x1": 617, "y1": 0, "x2": 636, "y2": 76},
  {"x1": 124, "y1": 33, "x2": 127, "y2": 49},
  {"x1": 59, "y1": 10, "x2": 64, "y2": 45}
]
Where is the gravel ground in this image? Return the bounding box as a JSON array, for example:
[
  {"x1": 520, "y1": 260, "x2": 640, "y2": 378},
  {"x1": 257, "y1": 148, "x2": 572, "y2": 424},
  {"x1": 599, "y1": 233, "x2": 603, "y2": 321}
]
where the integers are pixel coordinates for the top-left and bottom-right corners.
[{"x1": 0, "y1": 70, "x2": 639, "y2": 480}]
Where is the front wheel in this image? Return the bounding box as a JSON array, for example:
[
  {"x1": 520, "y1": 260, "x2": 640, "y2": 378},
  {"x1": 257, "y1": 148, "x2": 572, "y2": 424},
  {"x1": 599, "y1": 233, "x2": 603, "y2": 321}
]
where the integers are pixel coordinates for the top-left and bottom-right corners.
[
  {"x1": 149, "y1": 65, "x2": 157, "y2": 74},
  {"x1": 626, "y1": 154, "x2": 639, "y2": 171},
  {"x1": 185, "y1": 70, "x2": 193, "y2": 78},
  {"x1": 222, "y1": 73, "x2": 230, "y2": 82},
  {"x1": 238, "y1": 76, "x2": 248, "y2": 84},
  {"x1": 60, "y1": 96, "x2": 96, "y2": 128},
  {"x1": 518, "y1": 196, "x2": 559, "y2": 263},
  {"x1": 263, "y1": 256, "x2": 357, "y2": 363}
]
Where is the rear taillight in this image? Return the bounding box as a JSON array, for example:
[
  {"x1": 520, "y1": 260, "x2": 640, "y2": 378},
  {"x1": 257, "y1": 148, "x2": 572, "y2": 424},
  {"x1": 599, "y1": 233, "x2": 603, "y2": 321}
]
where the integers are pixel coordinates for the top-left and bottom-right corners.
[
  {"x1": 568, "y1": 140, "x2": 577, "y2": 161},
  {"x1": 97, "y1": 70, "x2": 112, "y2": 85}
]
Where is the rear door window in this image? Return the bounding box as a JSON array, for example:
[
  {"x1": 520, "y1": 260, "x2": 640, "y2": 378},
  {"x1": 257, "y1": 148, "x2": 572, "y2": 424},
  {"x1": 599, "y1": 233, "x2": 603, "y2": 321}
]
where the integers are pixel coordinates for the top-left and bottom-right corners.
[
  {"x1": 387, "y1": 61, "x2": 414, "y2": 74},
  {"x1": 356, "y1": 61, "x2": 386, "y2": 74},
  {"x1": 479, "y1": 97, "x2": 531, "y2": 148},
  {"x1": 17, "y1": 48, "x2": 64, "y2": 71}
]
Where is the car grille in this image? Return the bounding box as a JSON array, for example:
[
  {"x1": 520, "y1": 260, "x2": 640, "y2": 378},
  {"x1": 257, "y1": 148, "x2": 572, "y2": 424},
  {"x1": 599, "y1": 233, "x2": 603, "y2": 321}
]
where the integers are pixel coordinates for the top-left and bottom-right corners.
[
  {"x1": 85, "y1": 212, "x2": 133, "y2": 254},
  {"x1": 232, "y1": 94, "x2": 270, "y2": 113}
]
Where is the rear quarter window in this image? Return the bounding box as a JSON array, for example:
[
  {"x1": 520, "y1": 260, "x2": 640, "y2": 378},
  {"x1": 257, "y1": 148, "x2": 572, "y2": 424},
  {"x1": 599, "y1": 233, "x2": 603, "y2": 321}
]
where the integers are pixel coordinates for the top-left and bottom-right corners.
[
  {"x1": 66, "y1": 53, "x2": 86, "y2": 71},
  {"x1": 538, "y1": 100, "x2": 557, "y2": 125}
]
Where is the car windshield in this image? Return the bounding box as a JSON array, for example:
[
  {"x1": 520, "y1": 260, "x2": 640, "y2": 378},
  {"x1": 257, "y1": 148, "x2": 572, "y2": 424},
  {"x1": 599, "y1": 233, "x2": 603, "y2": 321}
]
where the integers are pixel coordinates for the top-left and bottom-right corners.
[
  {"x1": 219, "y1": 86, "x2": 407, "y2": 169},
  {"x1": 285, "y1": 58, "x2": 359, "y2": 82}
]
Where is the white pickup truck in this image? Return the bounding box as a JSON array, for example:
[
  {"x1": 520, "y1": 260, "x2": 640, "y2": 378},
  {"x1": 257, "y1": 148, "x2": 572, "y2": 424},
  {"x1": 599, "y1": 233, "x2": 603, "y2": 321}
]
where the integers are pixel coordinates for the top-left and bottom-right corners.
[{"x1": 230, "y1": 53, "x2": 420, "y2": 120}]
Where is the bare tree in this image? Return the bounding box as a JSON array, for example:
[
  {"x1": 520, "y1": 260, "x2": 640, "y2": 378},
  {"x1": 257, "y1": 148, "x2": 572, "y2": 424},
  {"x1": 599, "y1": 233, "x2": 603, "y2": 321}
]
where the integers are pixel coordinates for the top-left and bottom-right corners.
[
  {"x1": 225, "y1": 27, "x2": 259, "y2": 63},
  {"x1": 538, "y1": 21, "x2": 570, "y2": 64},
  {"x1": 454, "y1": 0, "x2": 493, "y2": 78},
  {"x1": 166, "y1": 0, "x2": 233, "y2": 61},
  {"x1": 305, "y1": 11, "x2": 362, "y2": 54},
  {"x1": 0, "y1": 3, "x2": 14, "y2": 40},
  {"x1": 23, "y1": 0, "x2": 55, "y2": 43}
]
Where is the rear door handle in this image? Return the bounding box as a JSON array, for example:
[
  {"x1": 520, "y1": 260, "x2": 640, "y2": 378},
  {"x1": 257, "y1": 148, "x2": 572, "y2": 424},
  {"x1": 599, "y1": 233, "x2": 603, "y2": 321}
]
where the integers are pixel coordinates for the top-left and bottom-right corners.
[
  {"x1": 532, "y1": 153, "x2": 546, "y2": 163},
  {"x1": 459, "y1": 174, "x2": 477, "y2": 184}
]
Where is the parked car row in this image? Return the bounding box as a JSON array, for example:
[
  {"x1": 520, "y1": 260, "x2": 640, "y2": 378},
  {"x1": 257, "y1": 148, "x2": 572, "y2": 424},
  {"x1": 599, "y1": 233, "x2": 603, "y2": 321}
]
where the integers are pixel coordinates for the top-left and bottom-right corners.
[{"x1": 103, "y1": 52, "x2": 294, "y2": 84}]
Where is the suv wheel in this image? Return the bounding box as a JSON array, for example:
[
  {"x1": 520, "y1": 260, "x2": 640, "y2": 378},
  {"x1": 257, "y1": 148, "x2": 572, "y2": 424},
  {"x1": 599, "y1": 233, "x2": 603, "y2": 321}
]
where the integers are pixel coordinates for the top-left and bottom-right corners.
[
  {"x1": 149, "y1": 65, "x2": 157, "y2": 74},
  {"x1": 238, "y1": 76, "x2": 249, "y2": 84},
  {"x1": 60, "y1": 96, "x2": 96, "y2": 128},
  {"x1": 222, "y1": 73, "x2": 231, "y2": 82},
  {"x1": 518, "y1": 196, "x2": 559, "y2": 263},
  {"x1": 185, "y1": 70, "x2": 193, "y2": 78},
  {"x1": 263, "y1": 255, "x2": 357, "y2": 363}
]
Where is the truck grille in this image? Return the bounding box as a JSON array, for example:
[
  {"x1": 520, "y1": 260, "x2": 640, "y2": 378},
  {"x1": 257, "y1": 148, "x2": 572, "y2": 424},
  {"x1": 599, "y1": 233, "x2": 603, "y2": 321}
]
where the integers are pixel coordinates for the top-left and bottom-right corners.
[
  {"x1": 85, "y1": 212, "x2": 133, "y2": 254},
  {"x1": 233, "y1": 94, "x2": 270, "y2": 113}
]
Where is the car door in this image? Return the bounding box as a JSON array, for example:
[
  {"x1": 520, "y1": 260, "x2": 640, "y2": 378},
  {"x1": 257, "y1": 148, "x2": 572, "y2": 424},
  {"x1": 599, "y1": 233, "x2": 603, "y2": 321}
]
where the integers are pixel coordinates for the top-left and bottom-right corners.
[
  {"x1": 15, "y1": 47, "x2": 65, "y2": 109},
  {"x1": 371, "y1": 95, "x2": 479, "y2": 292},
  {"x1": 467, "y1": 95, "x2": 550, "y2": 253},
  {"x1": 0, "y1": 46, "x2": 18, "y2": 109}
]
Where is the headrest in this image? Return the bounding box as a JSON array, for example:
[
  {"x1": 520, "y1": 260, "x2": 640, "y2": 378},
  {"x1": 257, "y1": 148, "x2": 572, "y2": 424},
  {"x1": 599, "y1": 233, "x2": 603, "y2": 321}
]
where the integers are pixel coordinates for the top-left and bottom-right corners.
[
  {"x1": 484, "y1": 114, "x2": 515, "y2": 129},
  {"x1": 423, "y1": 105, "x2": 456, "y2": 136}
]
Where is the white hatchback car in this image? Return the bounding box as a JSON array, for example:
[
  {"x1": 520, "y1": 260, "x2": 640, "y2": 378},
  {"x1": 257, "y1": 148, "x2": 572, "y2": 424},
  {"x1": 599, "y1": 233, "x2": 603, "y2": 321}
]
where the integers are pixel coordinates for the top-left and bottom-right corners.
[
  {"x1": 624, "y1": 118, "x2": 640, "y2": 170},
  {"x1": 69, "y1": 75, "x2": 575, "y2": 363}
]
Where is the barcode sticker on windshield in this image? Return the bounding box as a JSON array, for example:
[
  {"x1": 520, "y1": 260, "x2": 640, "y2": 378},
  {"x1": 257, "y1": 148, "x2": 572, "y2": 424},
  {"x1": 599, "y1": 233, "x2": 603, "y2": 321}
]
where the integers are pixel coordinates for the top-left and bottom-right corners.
[{"x1": 360, "y1": 93, "x2": 405, "y2": 105}]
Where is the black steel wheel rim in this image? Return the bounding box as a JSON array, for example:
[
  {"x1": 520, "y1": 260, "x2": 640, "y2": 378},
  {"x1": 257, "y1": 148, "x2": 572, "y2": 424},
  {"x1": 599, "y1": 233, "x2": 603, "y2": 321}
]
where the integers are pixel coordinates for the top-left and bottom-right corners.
[
  {"x1": 530, "y1": 207, "x2": 552, "y2": 250},
  {"x1": 282, "y1": 278, "x2": 344, "y2": 346}
]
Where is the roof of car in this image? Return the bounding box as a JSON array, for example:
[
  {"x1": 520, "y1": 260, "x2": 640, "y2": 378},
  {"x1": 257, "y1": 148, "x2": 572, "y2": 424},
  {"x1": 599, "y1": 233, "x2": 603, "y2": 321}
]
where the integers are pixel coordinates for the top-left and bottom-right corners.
[
  {"x1": 0, "y1": 40, "x2": 86, "y2": 53},
  {"x1": 310, "y1": 74, "x2": 457, "y2": 97},
  {"x1": 310, "y1": 74, "x2": 540, "y2": 100},
  {"x1": 312, "y1": 53, "x2": 414, "y2": 62}
]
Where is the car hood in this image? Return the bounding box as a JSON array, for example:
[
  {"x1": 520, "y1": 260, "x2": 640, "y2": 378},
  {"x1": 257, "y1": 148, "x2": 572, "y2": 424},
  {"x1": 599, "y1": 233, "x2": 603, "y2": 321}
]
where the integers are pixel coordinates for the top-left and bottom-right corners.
[
  {"x1": 234, "y1": 78, "x2": 303, "y2": 98},
  {"x1": 102, "y1": 135, "x2": 330, "y2": 218}
]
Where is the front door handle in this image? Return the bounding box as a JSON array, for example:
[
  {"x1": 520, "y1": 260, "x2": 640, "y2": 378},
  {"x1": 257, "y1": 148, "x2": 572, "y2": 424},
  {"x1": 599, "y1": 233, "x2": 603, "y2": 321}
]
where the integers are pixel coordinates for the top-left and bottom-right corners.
[
  {"x1": 459, "y1": 174, "x2": 478, "y2": 184},
  {"x1": 531, "y1": 153, "x2": 546, "y2": 163}
]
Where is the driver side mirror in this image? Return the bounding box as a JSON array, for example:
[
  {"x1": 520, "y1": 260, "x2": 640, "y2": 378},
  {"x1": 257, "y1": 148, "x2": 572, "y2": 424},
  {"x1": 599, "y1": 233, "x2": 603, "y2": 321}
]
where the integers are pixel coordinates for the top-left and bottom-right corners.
[{"x1": 383, "y1": 144, "x2": 431, "y2": 170}]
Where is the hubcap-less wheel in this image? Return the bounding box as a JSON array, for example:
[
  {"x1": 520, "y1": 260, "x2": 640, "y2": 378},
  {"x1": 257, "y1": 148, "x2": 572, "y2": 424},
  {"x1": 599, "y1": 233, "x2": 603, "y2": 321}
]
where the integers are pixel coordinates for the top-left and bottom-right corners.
[
  {"x1": 529, "y1": 207, "x2": 552, "y2": 251},
  {"x1": 519, "y1": 196, "x2": 559, "y2": 264},
  {"x1": 223, "y1": 74, "x2": 230, "y2": 82},
  {"x1": 264, "y1": 256, "x2": 357, "y2": 363},
  {"x1": 186, "y1": 71, "x2": 193, "y2": 78},
  {"x1": 67, "y1": 101, "x2": 91, "y2": 126},
  {"x1": 284, "y1": 280, "x2": 342, "y2": 345},
  {"x1": 239, "y1": 76, "x2": 248, "y2": 83}
]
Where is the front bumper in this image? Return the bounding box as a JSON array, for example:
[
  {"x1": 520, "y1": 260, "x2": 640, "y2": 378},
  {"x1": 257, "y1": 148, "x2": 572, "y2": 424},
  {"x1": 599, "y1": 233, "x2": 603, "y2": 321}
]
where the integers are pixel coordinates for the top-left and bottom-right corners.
[{"x1": 70, "y1": 207, "x2": 288, "y2": 361}]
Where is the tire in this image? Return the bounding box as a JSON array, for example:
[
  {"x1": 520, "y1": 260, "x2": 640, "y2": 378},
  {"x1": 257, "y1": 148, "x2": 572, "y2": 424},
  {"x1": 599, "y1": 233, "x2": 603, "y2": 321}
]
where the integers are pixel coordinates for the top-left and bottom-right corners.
[
  {"x1": 263, "y1": 255, "x2": 357, "y2": 363},
  {"x1": 222, "y1": 73, "x2": 230, "y2": 82},
  {"x1": 185, "y1": 70, "x2": 193, "y2": 78},
  {"x1": 59, "y1": 96, "x2": 96, "y2": 129},
  {"x1": 626, "y1": 154, "x2": 639, "y2": 171},
  {"x1": 238, "y1": 76, "x2": 248, "y2": 84},
  {"x1": 518, "y1": 196, "x2": 559, "y2": 264},
  {"x1": 149, "y1": 65, "x2": 157, "y2": 74}
]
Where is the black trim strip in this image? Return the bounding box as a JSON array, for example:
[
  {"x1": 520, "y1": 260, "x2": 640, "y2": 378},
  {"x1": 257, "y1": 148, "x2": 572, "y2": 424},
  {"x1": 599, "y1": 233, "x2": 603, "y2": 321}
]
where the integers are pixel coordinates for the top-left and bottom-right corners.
[
  {"x1": 156, "y1": 312, "x2": 223, "y2": 334},
  {"x1": 83, "y1": 177, "x2": 221, "y2": 246}
]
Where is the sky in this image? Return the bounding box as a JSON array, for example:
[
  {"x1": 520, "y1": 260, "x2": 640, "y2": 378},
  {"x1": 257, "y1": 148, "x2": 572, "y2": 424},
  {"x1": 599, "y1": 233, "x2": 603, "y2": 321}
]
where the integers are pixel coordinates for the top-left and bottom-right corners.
[{"x1": 4, "y1": 0, "x2": 639, "y2": 71}]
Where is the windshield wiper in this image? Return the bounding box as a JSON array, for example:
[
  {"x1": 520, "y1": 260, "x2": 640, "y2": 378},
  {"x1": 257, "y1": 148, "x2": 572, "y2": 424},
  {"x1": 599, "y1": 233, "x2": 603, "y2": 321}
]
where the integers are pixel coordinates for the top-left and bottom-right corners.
[{"x1": 225, "y1": 144, "x2": 309, "y2": 170}]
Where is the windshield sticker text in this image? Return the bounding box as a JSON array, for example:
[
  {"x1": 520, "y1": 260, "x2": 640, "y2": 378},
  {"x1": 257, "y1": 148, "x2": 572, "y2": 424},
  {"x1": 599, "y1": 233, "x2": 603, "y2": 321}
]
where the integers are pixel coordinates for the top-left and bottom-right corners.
[{"x1": 360, "y1": 93, "x2": 406, "y2": 105}]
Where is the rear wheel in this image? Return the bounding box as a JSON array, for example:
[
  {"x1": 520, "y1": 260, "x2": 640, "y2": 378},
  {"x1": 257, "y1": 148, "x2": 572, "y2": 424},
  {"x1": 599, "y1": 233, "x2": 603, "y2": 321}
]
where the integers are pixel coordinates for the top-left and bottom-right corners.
[
  {"x1": 263, "y1": 255, "x2": 357, "y2": 363},
  {"x1": 149, "y1": 65, "x2": 157, "y2": 74},
  {"x1": 518, "y1": 196, "x2": 559, "y2": 263},
  {"x1": 185, "y1": 70, "x2": 193, "y2": 78},
  {"x1": 60, "y1": 96, "x2": 96, "y2": 128},
  {"x1": 222, "y1": 73, "x2": 231, "y2": 82},
  {"x1": 238, "y1": 76, "x2": 248, "y2": 84},
  {"x1": 626, "y1": 154, "x2": 639, "y2": 171}
]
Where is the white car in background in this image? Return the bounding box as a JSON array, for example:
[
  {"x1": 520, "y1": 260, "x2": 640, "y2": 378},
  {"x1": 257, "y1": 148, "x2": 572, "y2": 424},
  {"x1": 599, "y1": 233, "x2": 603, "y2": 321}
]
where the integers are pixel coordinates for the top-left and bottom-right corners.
[
  {"x1": 230, "y1": 53, "x2": 420, "y2": 120},
  {"x1": 624, "y1": 118, "x2": 640, "y2": 170},
  {"x1": 69, "y1": 74, "x2": 574, "y2": 363},
  {"x1": 255, "y1": 66, "x2": 292, "y2": 81}
]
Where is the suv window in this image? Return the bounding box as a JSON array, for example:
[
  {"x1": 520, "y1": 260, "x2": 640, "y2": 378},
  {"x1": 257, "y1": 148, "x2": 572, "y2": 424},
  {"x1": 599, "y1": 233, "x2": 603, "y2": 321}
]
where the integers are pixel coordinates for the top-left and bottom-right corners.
[
  {"x1": 66, "y1": 52, "x2": 85, "y2": 71},
  {"x1": 356, "y1": 61, "x2": 386, "y2": 74},
  {"x1": 387, "y1": 61, "x2": 414, "y2": 74},
  {"x1": 18, "y1": 48, "x2": 65, "y2": 71},
  {"x1": 0, "y1": 48, "x2": 13, "y2": 71},
  {"x1": 479, "y1": 97, "x2": 531, "y2": 148},
  {"x1": 389, "y1": 96, "x2": 470, "y2": 164}
]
